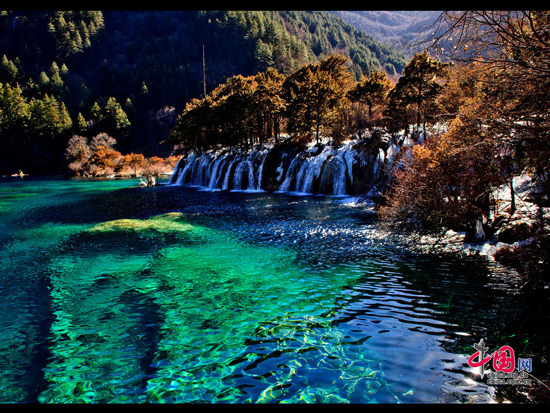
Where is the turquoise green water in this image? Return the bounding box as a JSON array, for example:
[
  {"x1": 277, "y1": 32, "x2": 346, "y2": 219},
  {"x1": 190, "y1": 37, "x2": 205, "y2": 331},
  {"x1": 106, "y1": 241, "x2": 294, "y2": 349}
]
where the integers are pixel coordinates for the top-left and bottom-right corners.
[{"x1": 0, "y1": 176, "x2": 547, "y2": 403}]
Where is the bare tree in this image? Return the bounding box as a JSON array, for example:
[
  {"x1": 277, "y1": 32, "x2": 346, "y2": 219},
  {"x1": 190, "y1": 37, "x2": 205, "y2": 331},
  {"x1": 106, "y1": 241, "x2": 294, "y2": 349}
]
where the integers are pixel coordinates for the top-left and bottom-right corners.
[
  {"x1": 423, "y1": 11, "x2": 550, "y2": 188},
  {"x1": 424, "y1": 11, "x2": 550, "y2": 69}
]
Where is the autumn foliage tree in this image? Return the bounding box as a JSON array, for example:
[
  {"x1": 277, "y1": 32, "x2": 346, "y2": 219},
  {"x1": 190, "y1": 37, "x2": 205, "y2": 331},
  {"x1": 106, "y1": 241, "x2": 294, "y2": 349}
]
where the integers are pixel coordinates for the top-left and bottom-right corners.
[
  {"x1": 170, "y1": 52, "x2": 450, "y2": 149},
  {"x1": 66, "y1": 132, "x2": 119, "y2": 176},
  {"x1": 385, "y1": 51, "x2": 450, "y2": 133},
  {"x1": 380, "y1": 53, "x2": 518, "y2": 237},
  {"x1": 380, "y1": 116, "x2": 504, "y2": 236},
  {"x1": 65, "y1": 132, "x2": 176, "y2": 177},
  {"x1": 250, "y1": 68, "x2": 286, "y2": 144},
  {"x1": 125, "y1": 152, "x2": 145, "y2": 177},
  {"x1": 283, "y1": 54, "x2": 355, "y2": 142},
  {"x1": 382, "y1": 10, "x2": 550, "y2": 258},
  {"x1": 65, "y1": 134, "x2": 91, "y2": 173},
  {"x1": 348, "y1": 69, "x2": 392, "y2": 122},
  {"x1": 426, "y1": 11, "x2": 550, "y2": 195}
]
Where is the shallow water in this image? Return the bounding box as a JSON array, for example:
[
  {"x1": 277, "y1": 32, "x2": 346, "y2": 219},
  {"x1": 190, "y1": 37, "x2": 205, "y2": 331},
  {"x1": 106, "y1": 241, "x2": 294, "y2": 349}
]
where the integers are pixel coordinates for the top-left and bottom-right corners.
[{"x1": 0, "y1": 176, "x2": 548, "y2": 403}]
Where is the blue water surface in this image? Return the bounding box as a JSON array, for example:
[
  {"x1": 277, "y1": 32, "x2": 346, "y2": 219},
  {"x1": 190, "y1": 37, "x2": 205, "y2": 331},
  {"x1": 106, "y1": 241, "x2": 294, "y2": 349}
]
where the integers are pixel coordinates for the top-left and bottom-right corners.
[{"x1": 0, "y1": 175, "x2": 546, "y2": 403}]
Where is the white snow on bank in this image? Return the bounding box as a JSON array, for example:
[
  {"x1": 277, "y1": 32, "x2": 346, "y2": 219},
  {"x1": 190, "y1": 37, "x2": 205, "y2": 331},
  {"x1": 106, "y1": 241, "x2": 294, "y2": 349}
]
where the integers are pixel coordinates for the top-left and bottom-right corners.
[
  {"x1": 410, "y1": 173, "x2": 546, "y2": 259},
  {"x1": 491, "y1": 174, "x2": 539, "y2": 223}
]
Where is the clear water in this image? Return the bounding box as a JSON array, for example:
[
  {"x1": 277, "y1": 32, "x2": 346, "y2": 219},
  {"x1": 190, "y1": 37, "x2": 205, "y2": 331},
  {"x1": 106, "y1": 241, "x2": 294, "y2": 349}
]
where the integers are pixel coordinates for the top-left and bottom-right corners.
[{"x1": 0, "y1": 176, "x2": 547, "y2": 404}]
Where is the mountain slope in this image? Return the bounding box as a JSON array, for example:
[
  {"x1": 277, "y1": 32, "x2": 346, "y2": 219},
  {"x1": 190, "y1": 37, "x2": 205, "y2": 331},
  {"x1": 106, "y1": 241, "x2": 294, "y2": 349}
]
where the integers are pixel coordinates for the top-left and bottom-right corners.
[
  {"x1": 1, "y1": 10, "x2": 408, "y2": 109},
  {"x1": 330, "y1": 11, "x2": 441, "y2": 57},
  {"x1": 0, "y1": 10, "x2": 408, "y2": 173}
]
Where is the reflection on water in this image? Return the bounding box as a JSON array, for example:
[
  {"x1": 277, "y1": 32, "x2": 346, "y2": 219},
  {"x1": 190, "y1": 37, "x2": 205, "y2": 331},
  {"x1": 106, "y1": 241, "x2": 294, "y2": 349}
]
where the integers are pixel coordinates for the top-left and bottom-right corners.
[{"x1": 0, "y1": 176, "x2": 547, "y2": 403}]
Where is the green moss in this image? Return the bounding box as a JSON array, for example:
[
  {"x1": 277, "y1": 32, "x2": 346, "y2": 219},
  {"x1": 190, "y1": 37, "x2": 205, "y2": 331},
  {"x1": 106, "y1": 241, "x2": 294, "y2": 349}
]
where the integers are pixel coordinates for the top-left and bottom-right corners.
[{"x1": 87, "y1": 212, "x2": 196, "y2": 235}]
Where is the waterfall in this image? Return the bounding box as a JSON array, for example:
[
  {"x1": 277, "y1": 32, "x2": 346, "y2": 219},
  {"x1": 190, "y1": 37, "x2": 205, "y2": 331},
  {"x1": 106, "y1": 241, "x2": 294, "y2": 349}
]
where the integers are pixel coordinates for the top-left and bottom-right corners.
[
  {"x1": 343, "y1": 147, "x2": 355, "y2": 186},
  {"x1": 208, "y1": 155, "x2": 225, "y2": 190},
  {"x1": 230, "y1": 155, "x2": 262, "y2": 192},
  {"x1": 246, "y1": 159, "x2": 255, "y2": 191},
  {"x1": 232, "y1": 157, "x2": 246, "y2": 191},
  {"x1": 222, "y1": 157, "x2": 238, "y2": 190},
  {"x1": 167, "y1": 156, "x2": 184, "y2": 185},
  {"x1": 167, "y1": 128, "x2": 426, "y2": 197},
  {"x1": 256, "y1": 152, "x2": 267, "y2": 192},
  {"x1": 278, "y1": 156, "x2": 301, "y2": 193},
  {"x1": 373, "y1": 148, "x2": 385, "y2": 179},
  {"x1": 176, "y1": 152, "x2": 197, "y2": 185},
  {"x1": 330, "y1": 155, "x2": 347, "y2": 196},
  {"x1": 187, "y1": 153, "x2": 212, "y2": 187},
  {"x1": 169, "y1": 143, "x2": 357, "y2": 196},
  {"x1": 295, "y1": 146, "x2": 333, "y2": 194}
]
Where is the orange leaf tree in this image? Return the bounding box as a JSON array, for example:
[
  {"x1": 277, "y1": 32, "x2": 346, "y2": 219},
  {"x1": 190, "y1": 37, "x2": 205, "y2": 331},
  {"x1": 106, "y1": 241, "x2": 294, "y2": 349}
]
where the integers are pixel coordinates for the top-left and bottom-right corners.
[{"x1": 380, "y1": 117, "x2": 503, "y2": 236}]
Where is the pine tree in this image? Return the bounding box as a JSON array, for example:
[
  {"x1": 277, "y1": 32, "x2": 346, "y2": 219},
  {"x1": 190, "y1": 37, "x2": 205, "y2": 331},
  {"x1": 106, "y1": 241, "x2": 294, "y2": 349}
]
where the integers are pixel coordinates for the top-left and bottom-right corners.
[
  {"x1": 391, "y1": 52, "x2": 450, "y2": 132},
  {"x1": 38, "y1": 71, "x2": 50, "y2": 90},
  {"x1": 349, "y1": 69, "x2": 392, "y2": 120},
  {"x1": 49, "y1": 69, "x2": 64, "y2": 94},
  {"x1": 90, "y1": 101, "x2": 102, "y2": 121},
  {"x1": 284, "y1": 54, "x2": 354, "y2": 141},
  {"x1": 101, "y1": 97, "x2": 131, "y2": 142},
  {"x1": 0, "y1": 55, "x2": 18, "y2": 83},
  {"x1": 75, "y1": 112, "x2": 87, "y2": 134}
]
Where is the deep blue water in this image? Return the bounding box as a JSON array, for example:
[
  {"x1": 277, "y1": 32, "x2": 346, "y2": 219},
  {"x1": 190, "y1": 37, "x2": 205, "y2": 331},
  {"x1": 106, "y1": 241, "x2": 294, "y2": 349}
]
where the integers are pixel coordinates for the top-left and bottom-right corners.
[{"x1": 0, "y1": 175, "x2": 547, "y2": 403}]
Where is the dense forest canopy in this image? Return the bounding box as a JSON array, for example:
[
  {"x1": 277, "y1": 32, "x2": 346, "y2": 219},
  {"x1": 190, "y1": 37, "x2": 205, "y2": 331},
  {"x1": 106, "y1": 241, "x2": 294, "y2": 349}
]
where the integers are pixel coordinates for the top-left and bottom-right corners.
[{"x1": 0, "y1": 10, "x2": 407, "y2": 175}]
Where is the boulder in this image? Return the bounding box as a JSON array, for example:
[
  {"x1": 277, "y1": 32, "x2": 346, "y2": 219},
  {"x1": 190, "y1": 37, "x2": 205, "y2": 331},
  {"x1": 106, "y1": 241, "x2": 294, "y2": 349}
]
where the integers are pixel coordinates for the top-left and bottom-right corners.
[{"x1": 497, "y1": 221, "x2": 534, "y2": 244}]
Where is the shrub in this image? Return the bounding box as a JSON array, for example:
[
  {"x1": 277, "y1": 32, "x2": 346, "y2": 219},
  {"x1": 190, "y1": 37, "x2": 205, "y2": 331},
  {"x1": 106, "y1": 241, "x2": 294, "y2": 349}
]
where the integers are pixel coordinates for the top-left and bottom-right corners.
[{"x1": 380, "y1": 118, "x2": 503, "y2": 235}]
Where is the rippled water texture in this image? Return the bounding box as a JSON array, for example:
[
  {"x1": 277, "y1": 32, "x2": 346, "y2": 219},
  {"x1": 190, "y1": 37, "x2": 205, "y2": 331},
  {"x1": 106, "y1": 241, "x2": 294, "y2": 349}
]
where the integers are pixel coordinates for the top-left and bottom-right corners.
[{"x1": 0, "y1": 176, "x2": 548, "y2": 403}]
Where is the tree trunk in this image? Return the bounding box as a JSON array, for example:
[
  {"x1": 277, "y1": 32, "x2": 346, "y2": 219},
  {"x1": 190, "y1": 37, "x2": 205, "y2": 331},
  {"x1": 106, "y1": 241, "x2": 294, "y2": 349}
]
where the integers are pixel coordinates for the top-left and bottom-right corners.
[
  {"x1": 509, "y1": 178, "x2": 516, "y2": 216},
  {"x1": 274, "y1": 113, "x2": 279, "y2": 143},
  {"x1": 316, "y1": 112, "x2": 320, "y2": 143}
]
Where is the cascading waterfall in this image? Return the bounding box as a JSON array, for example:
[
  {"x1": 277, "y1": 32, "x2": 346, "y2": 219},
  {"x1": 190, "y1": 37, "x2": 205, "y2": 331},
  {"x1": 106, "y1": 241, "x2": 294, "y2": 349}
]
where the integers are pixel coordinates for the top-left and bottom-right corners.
[
  {"x1": 222, "y1": 157, "x2": 238, "y2": 191},
  {"x1": 167, "y1": 129, "x2": 422, "y2": 196},
  {"x1": 208, "y1": 156, "x2": 224, "y2": 190},
  {"x1": 294, "y1": 146, "x2": 332, "y2": 194},
  {"x1": 232, "y1": 157, "x2": 247, "y2": 191},
  {"x1": 278, "y1": 155, "x2": 301, "y2": 193}
]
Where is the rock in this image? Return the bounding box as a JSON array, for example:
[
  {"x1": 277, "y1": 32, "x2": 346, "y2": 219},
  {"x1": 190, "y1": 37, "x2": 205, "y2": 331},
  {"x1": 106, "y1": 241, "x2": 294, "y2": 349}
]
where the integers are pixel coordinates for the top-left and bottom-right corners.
[
  {"x1": 261, "y1": 147, "x2": 293, "y2": 191},
  {"x1": 497, "y1": 222, "x2": 534, "y2": 244},
  {"x1": 474, "y1": 219, "x2": 486, "y2": 242}
]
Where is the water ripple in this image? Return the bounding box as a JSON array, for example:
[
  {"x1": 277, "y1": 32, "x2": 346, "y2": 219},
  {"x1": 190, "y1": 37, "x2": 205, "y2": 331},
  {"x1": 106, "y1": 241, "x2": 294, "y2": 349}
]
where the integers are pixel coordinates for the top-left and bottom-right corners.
[{"x1": 0, "y1": 179, "x2": 547, "y2": 404}]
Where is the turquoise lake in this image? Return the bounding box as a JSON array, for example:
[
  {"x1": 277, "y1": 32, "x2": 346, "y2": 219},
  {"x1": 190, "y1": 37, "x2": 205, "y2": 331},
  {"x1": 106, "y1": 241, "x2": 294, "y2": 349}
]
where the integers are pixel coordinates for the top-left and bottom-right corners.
[{"x1": 0, "y1": 175, "x2": 547, "y2": 403}]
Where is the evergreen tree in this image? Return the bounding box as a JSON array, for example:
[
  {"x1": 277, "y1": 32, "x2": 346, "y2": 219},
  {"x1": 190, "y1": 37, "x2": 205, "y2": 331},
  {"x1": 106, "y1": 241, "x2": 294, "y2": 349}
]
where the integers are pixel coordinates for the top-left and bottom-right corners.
[
  {"x1": 49, "y1": 61, "x2": 64, "y2": 94},
  {"x1": 90, "y1": 101, "x2": 102, "y2": 121},
  {"x1": 101, "y1": 97, "x2": 131, "y2": 142},
  {"x1": 75, "y1": 112, "x2": 87, "y2": 134},
  {"x1": 284, "y1": 54, "x2": 354, "y2": 141},
  {"x1": 349, "y1": 69, "x2": 392, "y2": 120},
  {"x1": 0, "y1": 83, "x2": 30, "y2": 171},
  {"x1": 0, "y1": 55, "x2": 18, "y2": 83},
  {"x1": 38, "y1": 71, "x2": 50, "y2": 90},
  {"x1": 390, "y1": 52, "x2": 450, "y2": 132},
  {"x1": 1, "y1": 10, "x2": 410, "y2": 172}
]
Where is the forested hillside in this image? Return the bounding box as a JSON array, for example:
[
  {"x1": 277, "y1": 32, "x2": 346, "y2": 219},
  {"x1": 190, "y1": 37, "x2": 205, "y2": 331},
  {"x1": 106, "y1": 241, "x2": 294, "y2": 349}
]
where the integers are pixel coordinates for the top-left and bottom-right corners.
[
  {"x1": 0, "y1": 10, "x2": 407, "y2": 175},
  {"x1": 330, "y1": 11, "x2": 440, "y2": 57}
]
